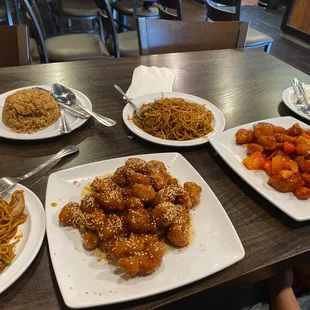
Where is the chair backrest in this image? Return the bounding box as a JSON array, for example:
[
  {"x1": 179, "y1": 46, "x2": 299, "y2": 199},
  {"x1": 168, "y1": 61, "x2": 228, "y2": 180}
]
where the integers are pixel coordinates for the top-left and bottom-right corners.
[
  {"x1": 19, "y1": 0, "x2": 48, "y2": 63},
  {"x1": 157, "y1": 0, "x2": 182, "y2": 21},
  {"x1": 137, "y1": 19, "x2": 248, "y2": 56},
  {"x1": 206, "y1": 0, "x2": 241, "y2": 21},
  {"x1": 113, "y1": 0, "x2": 149, "y2": 31},
  {"x1": 0, "y1": 25, "x2": 30, "y2": 67},
  {"x1": 95, "y1": 0, "x2": 120, "y2": 57}
]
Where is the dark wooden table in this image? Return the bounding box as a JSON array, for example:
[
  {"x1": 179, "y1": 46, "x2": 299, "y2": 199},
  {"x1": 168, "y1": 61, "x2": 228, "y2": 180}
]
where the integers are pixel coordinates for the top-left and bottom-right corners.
[{"x1": 1, "y1": 49, "x2": 310, "y2": 310}]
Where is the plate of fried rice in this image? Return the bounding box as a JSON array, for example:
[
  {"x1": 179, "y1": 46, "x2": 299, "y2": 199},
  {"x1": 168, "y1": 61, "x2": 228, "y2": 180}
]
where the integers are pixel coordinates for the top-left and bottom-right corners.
[{"x1": 0, "y1": 85, "x2": 92, "y2": 140}]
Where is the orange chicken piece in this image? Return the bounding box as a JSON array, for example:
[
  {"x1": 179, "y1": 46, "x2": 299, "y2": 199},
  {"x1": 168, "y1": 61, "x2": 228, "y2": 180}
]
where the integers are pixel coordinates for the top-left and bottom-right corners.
[
  {"x1": 236, "y1": 129, "x2": 254, "y2": 145},
  {"x1": 268, "y1": 170, "x2": 304, "y2": 193}
]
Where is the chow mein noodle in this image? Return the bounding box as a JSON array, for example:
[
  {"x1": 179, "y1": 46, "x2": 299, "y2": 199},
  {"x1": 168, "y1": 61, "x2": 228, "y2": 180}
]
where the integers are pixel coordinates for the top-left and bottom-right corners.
[
  {"x1": 132, "y1": 97, "x2": 214, "y2": 141},
  {"x1": 0, "y1": 190, "x2": 27, "y2": 273}
]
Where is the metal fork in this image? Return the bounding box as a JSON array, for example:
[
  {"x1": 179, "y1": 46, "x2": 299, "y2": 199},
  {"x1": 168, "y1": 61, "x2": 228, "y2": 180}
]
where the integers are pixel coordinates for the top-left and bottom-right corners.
[
  {"x1": 114, "y1": 84, "x2": 144, "y2": 119},
  {"x1": 0, "y1": 145, "x2": 79, "y2": 196},
  {"x1": 299, "y1": 82, "x2": 310, "y2": 109},
  {"x1": 291, "y1": 78, "x2": 304, "y2": 107},
  {"x1": 290, "y1": 78, "x2": 310, "y2": 117}
]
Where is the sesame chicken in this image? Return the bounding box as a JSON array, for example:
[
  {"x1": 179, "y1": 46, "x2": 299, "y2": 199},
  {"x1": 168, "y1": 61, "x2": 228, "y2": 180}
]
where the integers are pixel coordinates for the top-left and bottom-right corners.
[
  {"x1": 59, "y1": 202, "x2": 79, "y2": 226},
  {"x1": 125, "y1": 209, "x2": 157, "y2": 234},
  {"x1": 93, "y1": 189, "x2": 125, "y2": 213},
  {"x1": 80, "y1": 194, "x2": 99, "y2": 213},
  {"x1": 59, "y1": 158, "x2": 202, "y2": 278},
  {"x1": 131, "y1": 184, "x2": 156, "y2": 204}
]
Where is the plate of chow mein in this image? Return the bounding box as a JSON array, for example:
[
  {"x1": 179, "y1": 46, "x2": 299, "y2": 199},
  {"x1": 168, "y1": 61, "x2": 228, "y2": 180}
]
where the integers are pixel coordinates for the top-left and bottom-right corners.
[
  {"x1": 122, "y1": 92, "x2": 225, "y2": 147},
  {"x1": 0, "y1": 185, "x2": 45, "y2": 293}
]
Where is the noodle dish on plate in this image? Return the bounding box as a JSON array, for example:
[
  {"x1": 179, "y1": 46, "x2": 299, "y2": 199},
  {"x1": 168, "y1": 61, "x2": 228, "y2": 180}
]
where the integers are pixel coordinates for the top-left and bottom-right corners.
[
  {"x1": 0, "y1": 185, "x2": 45, "y2": 293},
  {"x1": 123, "y1": 92, "x2": 225, "y2": 147}
]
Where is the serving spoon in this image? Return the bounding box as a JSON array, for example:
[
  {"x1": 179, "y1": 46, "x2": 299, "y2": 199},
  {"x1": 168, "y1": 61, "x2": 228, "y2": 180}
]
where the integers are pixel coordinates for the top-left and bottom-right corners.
[{"x1": 51, "y1": 84, "x2": 116, "y2": 127}]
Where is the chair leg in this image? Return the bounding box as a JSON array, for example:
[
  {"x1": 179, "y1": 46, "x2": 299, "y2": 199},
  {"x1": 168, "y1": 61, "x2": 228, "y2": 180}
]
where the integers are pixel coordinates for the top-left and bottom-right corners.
[
  {"x1": 112, "y1": 8, "x2": 117, "y2": 21},
  {"x1": 92, "y1": 18, "x2": 97, "y2": 31},
  {"x1": 99, "y1": 14, "x2": 104, "y2": 41},
  {"x1": 4, "y1": 0, "x2": 13, "y2": 25},
  {"x1": 118, "y1": 13, "x2": 125, "y2": 33},
  {"x1": 264, "y1": 42, "x2": 272, "y2": 54},
  {"x1": 51, "y1": 11, "x2": 57, "y2": 35},
  {"x1": 59, "y1": 16, "x2": 65, "y2": 34},
  {"x1": 13, "y1": 0, "x2": 22, "y2": 24},
  {"x1": 67, "y1": 18, "x2": 72, "y2": 29},
  {"x1": 123, "y1": 15, "x2": 128, "y2": 32}
]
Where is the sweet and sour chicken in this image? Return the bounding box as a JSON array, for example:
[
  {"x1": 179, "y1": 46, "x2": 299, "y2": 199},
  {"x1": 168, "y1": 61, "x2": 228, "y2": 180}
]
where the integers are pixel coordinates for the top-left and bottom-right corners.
[
  {"x1": 59, "y1": 158, "x2": 202, "y2": 277},
  {"x1": 236, "y1": 122, "x2": 310, "y2": 200}
]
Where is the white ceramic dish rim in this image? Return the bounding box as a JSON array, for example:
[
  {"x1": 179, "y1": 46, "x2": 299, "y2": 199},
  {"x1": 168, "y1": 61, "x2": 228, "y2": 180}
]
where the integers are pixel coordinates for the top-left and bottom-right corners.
[
  {"x1": 45, "y1": 152, "x2": 245, "y2": 308},
  {"x1": 122, "y1": 92, "x2": 226, "y2": 147},
  {"x1": 0, "y1": 85, "x2": 92, "y2": 140},
  {"x1": 210, "y1": 116, "x2": 310, "y2": 221}
]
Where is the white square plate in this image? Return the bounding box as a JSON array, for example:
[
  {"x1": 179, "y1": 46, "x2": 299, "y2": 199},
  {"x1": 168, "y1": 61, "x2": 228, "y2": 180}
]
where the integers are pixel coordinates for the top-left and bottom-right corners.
[
  {"x1": 210, "y1": 116, "x2": 310, "y2": 222},
  {"x1": 45, "y1": 153, "x2": 244, "y2": 308}
]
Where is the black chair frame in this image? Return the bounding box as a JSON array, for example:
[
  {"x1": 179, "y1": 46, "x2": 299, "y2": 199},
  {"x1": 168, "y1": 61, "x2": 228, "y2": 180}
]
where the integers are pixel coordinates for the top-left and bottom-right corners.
[{"x1": 157, "y1": 0, "x2": 182, "y2": 20}]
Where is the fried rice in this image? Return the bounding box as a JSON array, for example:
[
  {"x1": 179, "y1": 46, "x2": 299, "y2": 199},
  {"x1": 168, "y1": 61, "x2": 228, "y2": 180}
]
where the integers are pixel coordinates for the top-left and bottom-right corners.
[{"x1": 2, "y1": 88, "x2": 60, "y2": 133}]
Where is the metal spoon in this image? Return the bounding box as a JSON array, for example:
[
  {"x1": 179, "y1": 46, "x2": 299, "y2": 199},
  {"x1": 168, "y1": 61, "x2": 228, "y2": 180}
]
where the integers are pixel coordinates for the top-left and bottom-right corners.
[
  {"x1": 291, "y1": 78, "x2": 304, "y2": 107},
  {"x1": 59, "y1": 106, "x2": 71, "y2": 134},
  {"x1": 289, "y1": 78, "x2": 310, "y2": 117},
  {"x1": 34, "y1": 87, "x2": 89, "y2": 119},
  {"x1": 299, "y1": 82, "x2": 310, "y2": 109},
  {"x1": 113, "y1": 84, "x2": 144, "y2": 119},
  {"x1": 51, "y1": 84, "x2": 116, "y2": 127}
]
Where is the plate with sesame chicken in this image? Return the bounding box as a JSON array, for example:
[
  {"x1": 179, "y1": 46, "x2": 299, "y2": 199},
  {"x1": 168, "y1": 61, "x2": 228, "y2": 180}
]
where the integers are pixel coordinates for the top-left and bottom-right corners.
[{"x1": 45, "y1": 153, "x2": 244, "y2": 308}]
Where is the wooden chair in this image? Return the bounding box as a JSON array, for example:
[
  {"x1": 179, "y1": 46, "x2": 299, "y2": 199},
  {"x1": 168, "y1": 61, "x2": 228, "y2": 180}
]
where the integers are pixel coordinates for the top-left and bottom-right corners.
[
  {"x1": 137, "y1": 19, "x2": 248, "y2": 56},
  {"x1": 0, "y1": 25, "x2": 30, "y2": 67},
  {"x1": 205, "y1": 0, "x2": 273, "y2": 53},
  {"x1": 111, "y1": 0, "x2": 159, "y2": 32},
  {"x1": 95, "y1": 0, "x2": 139, "y2": 57},
  {"x1": 20, "y1": 0, "x2": 113, "y2": 63},
  {"x1": 157, "y1": 0, "x2": 182, "y2": 20}
]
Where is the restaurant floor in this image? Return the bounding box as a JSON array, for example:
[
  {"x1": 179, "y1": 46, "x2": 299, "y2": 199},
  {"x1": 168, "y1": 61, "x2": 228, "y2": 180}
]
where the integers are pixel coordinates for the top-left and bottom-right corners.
[{"x1": 181, "y1": 0, "x2": 310, "y2": 75}]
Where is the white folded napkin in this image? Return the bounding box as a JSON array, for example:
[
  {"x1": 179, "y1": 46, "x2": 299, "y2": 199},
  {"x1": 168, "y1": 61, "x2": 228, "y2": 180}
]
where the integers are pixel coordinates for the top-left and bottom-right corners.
[{"x1": 126, "y1": 65, "x2": 176, "y2": 98}]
